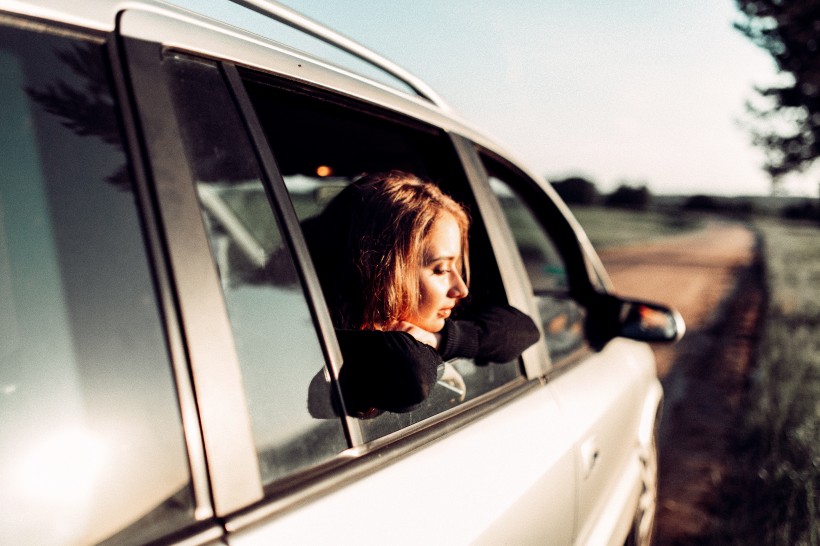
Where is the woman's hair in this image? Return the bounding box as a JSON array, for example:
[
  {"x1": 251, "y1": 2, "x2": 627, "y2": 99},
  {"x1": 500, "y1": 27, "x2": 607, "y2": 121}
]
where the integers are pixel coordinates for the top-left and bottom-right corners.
[{"x1": 304, "y1": 171, "x2": 470, "y2": 330}]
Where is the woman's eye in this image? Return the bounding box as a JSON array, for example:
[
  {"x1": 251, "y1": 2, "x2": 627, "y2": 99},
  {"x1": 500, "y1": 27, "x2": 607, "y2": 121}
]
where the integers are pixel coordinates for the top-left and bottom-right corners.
[{"x1": 433, "y1": 268, "x2": 451, "y2": 275}]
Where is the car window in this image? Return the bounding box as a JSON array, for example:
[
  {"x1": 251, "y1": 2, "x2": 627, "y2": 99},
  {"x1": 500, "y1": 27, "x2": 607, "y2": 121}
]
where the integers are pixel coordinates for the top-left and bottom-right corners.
[
  {"x1": 161, "y1": 53, "x2": 349, "y2": 485},
  {"x1": 481, "y1": 155, "x2": 589, "y2": 365},
  {"x1": 0, "y1": 24, "x2": 193, "y2": 545},
  {"x1": 241, "y1": 75, "x2": 522, "y2": 442}
]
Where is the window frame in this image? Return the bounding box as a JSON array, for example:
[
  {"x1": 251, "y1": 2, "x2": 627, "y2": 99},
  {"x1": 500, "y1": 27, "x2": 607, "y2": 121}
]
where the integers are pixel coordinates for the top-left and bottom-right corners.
[
  {"x1": 121, "y1": 36, "x2": 264, "y2": 516},
  {"x1": 105, "y1": 35, "x2": 220, "y2": 528},
  {"x1": 221, "y1": 63, "x2": 364, "y2": 443},
  {"x1": 475, "y1": 147, "x2": 599, "y2": 301}
]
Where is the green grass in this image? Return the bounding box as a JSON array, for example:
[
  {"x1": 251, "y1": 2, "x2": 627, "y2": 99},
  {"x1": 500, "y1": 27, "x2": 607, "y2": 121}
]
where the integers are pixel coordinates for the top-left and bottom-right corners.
[
  {"x1": 567, "y1": 205, "x2": 703, "y2": 248},
  {"x1": 715, "y1": 219, "x2": 820, "y2": 545}
]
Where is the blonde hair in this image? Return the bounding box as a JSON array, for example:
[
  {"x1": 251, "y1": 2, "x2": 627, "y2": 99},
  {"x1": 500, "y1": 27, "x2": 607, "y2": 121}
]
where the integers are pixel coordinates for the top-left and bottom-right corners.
[{"x1": 306, "y1": 171, "x2": 470, "y2": 330}]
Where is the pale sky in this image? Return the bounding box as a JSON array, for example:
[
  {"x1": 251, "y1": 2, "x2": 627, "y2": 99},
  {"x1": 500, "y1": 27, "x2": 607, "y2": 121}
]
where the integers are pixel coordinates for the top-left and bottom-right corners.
[{"x1": 173, "y1": 0, "x2": 817, "y2": 197}]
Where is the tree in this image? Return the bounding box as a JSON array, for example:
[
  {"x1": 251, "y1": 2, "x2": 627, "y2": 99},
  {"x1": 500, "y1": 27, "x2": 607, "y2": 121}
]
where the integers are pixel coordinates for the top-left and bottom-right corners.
[
  {"x1": 550, "y1": 176, "x2": 600, "y2": 205},
  {"x1": 734, "y1": 0, "x2": 820, "y2": 187},
  {"x1": 605, "y1": 184, "x2": 651, "y2": 210},
  {"x1": 683, "y1": 194, "x2": 719, "y2": 211}
]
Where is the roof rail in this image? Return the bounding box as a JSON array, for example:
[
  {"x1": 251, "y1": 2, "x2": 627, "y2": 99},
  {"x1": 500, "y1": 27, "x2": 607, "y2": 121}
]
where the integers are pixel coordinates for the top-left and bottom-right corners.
[{"x1": 228, "y1": 0, "x2": 449, "y2": 109}]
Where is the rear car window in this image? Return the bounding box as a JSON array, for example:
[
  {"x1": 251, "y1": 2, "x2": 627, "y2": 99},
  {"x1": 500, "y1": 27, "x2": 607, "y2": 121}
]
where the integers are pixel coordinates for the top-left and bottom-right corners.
[{"x1": 0, "y1": 22, "x2": 193, "y2": 544}]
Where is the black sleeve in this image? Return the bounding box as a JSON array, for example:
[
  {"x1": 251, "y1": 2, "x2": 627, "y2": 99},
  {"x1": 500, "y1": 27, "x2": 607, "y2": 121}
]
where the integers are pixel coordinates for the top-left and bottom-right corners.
[
  {"x1": 336, "y1": 329, "x2": 442, "y2": 416},
  {"x1": 438, "y1": 304, "x2": 540, "y2": 363}
]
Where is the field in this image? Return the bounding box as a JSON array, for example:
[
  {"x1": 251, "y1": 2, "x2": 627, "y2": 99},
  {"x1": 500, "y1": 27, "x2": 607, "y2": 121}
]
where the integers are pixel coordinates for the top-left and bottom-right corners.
[
  {"x1": 568, "y1": 206, "x2": 702, "y2": 248},
  {"x1": 714, "y1": 219, "x2": 820, "y2": 545}
]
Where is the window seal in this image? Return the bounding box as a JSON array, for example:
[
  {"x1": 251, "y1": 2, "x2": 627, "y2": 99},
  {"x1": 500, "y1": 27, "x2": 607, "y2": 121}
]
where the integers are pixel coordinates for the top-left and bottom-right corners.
[
  {"x1": 0, "y1": 10, "x2": 106, "y2": 42},
  {"x1": 221, "y1": 61, "x2": 364, "y2": 447}
]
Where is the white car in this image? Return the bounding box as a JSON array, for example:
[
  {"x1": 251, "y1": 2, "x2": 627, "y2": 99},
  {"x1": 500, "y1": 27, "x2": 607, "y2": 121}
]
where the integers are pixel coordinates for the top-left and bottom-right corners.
[{"x1": 0, "y1": 1, "x2": 683, "y2": 544}]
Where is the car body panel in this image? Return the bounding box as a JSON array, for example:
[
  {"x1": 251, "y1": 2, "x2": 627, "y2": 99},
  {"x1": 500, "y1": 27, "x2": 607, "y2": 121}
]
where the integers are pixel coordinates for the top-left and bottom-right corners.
[
  {"x1": 228, "y1": 383, "x2": 576, "y2": 546},
  {"x1": 548, "y1": 339, "x2": 658, "y2": 544}
]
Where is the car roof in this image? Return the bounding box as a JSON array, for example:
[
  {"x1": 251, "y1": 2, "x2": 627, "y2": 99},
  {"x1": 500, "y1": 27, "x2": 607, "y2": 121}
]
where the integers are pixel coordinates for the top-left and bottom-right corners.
[{"x1": 2, "y1": 1, "x2": 492, "y2": 151}]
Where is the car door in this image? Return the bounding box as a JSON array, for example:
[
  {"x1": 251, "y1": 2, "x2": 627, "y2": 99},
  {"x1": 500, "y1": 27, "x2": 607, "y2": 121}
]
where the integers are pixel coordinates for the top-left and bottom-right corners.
[
  {"x1": 468, "y1": 148, "x2": 659, "y2": 544},
  {"x1": 118, "y1": 6, "x2": 580, "y2": 544}
]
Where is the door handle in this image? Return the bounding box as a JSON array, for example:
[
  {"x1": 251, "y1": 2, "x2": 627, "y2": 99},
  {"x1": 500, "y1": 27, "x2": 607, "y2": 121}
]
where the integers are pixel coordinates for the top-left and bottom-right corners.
[{"x1": 581, "y1": 437, "x2": 600, "y2": 479}]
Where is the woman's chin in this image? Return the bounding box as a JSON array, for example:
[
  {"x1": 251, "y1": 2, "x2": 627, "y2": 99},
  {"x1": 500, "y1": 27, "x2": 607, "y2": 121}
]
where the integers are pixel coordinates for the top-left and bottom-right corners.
[
  {"x1": 404, "y1": 316, "x2": 445, "y2": 333},
  {"x1": 429, "y1": 318, "x2": 446, "y2": 332}
]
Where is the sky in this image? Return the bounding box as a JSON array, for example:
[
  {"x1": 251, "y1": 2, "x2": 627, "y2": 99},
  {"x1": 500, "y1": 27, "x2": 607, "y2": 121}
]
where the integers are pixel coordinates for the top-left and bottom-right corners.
[{"x1": 173, "y1": 0, "x2": 817, "y2": 197}]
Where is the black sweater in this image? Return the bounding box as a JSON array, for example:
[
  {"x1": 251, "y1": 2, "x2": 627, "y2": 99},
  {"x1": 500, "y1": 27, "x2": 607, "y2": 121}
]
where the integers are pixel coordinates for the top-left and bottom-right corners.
[{"x1": 336, "y1": 304, "x2": 540, "y2": 415}]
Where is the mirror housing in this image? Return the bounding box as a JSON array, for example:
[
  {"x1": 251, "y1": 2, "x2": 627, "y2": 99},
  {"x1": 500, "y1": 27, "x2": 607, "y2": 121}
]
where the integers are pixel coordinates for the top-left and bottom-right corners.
[{"x1": 586, "y1": 293, "x2": 685, "y2": 348}]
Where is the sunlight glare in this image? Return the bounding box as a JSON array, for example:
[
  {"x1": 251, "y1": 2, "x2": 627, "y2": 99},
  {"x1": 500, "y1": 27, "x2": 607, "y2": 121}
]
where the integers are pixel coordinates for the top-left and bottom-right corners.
[{"x1": 17, "y1": 426, "x2": 108, "y2": 502}]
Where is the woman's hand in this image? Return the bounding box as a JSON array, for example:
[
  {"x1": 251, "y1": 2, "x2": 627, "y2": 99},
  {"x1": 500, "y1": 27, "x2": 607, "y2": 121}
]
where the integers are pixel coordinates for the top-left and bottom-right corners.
[{"x1": 388, "y1": 321, "x2": 442, "y2": 350}]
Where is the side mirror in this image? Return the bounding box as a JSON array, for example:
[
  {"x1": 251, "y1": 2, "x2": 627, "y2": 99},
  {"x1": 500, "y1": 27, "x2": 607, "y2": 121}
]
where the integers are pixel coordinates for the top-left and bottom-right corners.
[
  {"x1": 586, "y1": 293, "x2": 685, "y2": 348},
  {"x1": 616, "y1": 298, "x2": 685, "y2": 343}
]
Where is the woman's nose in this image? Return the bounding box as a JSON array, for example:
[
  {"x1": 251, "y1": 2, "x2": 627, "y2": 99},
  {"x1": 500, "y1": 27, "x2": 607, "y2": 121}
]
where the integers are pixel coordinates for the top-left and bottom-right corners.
[{"x1": 448, "y1": 270, "x2": 468, "y2": 299}]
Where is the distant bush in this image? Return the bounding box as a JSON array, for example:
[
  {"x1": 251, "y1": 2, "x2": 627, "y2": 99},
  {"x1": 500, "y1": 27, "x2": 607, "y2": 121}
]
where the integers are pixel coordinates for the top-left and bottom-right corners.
[
  {"x1": 682, "y1": 194, "x2": 719, "y2": 211},
  {"x1": 782, "y1": 200, "x2": 819, "y2": 222},
  {"x1": 682, "y1": 195, "x2": 756, "y2": 218},
  {"x1": 731, "y1": 199, "x2": 756, "y2": 217},
  {"x1": 550, "y1": 176, "x2": 600, "y2": 205},
  {"x1": 604, "y1": 184, "x2": 651, "y2": 210}
]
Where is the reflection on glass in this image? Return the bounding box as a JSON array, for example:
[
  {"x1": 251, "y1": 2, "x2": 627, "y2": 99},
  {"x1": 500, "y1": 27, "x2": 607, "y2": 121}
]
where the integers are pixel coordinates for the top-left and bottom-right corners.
[
  {"x1": 0, "y1": 29, "x2": 192, "y2": 545},
  {"x1": 490, "y1": 177, "x2": 568, "y2": 292}
]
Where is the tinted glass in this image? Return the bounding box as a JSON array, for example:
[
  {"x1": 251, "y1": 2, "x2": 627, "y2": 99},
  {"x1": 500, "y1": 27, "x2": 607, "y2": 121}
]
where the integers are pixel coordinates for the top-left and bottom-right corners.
[
  {"x1": 162, "y1": 53, "x2": 348, "y2": 484},
  {"x1": 243, "y1": 77, "x2": 521, "y2": 442},
  {"x1": 0, "y1": 24, "x2": 192, "y2": 545},
  {"x1": 483, "y1": 158, "x2": 588, "y2": 364}
]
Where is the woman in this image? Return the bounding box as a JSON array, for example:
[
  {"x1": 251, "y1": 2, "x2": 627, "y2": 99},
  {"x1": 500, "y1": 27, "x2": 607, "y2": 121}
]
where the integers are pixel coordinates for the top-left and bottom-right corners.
[{"x1": 304, "y1": 171, "x2": 539, "y2": 416}]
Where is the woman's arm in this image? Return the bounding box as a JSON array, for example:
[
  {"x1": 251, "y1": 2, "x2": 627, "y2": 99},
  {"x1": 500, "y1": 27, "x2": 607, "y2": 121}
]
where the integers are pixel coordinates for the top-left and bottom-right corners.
[
  {"x1": 333, "y1": 305, "x2": 538, "y2": 417},
  {"x1": 335, "y1": 329, "x2": 442, "y2": 416},
  {"x1": 438, "y1": 304, "x2": 540, "y2": 362}
]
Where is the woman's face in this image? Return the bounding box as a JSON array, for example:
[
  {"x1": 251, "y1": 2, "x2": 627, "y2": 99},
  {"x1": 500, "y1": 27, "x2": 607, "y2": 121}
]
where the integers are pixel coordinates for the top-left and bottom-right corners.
[{"x1": 404, "y1": 212, "x2": 469, "y2": 332}]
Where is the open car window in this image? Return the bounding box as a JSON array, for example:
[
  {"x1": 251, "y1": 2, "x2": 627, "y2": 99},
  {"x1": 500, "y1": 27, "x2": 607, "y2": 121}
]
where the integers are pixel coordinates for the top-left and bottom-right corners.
[
  {"x1": 240, "y1": 74, "x2": 524, "y2": 442},
  {"x1": 480, "y1": 154, "x2": 590, "y2": 365}
]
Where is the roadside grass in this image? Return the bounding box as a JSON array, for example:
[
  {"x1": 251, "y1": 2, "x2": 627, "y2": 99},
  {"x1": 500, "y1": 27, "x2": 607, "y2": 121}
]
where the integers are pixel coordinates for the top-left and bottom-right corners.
[
  {"x1": 567, "y1": 206, "x2": 702, "y2": 248},
  {"x1": 714, "y1": 219, "x2": 820, "y2": 545}
]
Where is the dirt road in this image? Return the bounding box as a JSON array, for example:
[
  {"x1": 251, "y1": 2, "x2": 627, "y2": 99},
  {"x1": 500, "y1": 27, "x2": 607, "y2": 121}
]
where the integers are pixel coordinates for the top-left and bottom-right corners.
[
  {"x1": 598, "y1": 221, "x2": 756, "y2": 377},
  {"x1": 597, "y1": 221, "x2": 762, "y2": 545}
]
